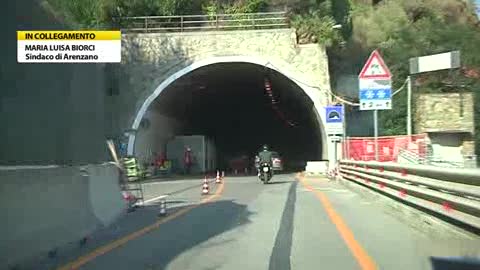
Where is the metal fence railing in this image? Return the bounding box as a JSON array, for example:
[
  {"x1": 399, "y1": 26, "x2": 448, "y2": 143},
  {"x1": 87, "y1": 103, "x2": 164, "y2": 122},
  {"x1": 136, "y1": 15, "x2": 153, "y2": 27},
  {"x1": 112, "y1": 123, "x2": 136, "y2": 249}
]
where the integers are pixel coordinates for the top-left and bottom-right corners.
[
  {"x1": 115, "y1": 11, "x2": 289, "y2": 33},
  {"x1": 342, "y1": 134, "x2": 429, "y2": 163},
  {"x1": 398, "y1": 148, "x2": 478, "y2": 168},
  {"x1": 336, "y1": 160, "x2": 480, "y2": 231}
]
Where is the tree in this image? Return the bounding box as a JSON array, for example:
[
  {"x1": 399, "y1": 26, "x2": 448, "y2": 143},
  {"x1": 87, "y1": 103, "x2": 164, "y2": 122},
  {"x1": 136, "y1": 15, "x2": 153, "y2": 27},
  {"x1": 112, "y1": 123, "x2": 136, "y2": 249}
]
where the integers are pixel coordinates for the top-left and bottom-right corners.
[
  {"x1": 48, "y1": 0, "x2": 197, "y2": 28},
  {"x1": 289, "y1": 0, "x2": 344, "y2": 46},
  {"x1": 347, "y1": 0, "x2": 480, "y2": 157}
]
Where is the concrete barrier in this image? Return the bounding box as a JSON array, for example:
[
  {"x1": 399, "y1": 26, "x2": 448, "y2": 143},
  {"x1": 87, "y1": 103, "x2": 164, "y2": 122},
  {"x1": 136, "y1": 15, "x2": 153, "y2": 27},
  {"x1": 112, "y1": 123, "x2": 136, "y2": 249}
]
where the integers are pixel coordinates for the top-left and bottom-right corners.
[
  {"x1": 305, "y1": 161, "x2": 329, "y2": 175},
  {"x1": 0, "y1": 163, "x2": 126, "y2": 268}
]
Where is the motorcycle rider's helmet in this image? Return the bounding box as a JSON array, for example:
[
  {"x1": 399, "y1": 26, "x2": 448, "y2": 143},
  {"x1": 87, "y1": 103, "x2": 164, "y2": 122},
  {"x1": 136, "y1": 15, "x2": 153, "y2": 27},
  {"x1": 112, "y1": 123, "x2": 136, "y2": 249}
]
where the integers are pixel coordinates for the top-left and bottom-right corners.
[{"x1": 262, "y1": 144, "x2": 269, "y2": 151}]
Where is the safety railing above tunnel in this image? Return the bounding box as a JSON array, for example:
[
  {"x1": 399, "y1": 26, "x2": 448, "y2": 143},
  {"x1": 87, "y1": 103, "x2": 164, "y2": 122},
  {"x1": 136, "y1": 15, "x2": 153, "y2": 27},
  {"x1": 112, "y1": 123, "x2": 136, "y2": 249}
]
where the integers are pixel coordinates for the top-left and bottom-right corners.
[
  {"x1": 115, "y1": 11, "x2": 290, "y2": 33},
  {"x1": 335, "y1": 160, "x2": 480, "y2": 232}
]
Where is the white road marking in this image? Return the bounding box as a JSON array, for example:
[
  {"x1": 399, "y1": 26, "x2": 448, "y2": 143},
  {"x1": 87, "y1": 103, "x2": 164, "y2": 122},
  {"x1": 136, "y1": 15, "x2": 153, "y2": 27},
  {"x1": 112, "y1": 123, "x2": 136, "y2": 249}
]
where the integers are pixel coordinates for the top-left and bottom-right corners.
[{"x1": 136, "y1": 194, "x2": 169, "y2": 206}]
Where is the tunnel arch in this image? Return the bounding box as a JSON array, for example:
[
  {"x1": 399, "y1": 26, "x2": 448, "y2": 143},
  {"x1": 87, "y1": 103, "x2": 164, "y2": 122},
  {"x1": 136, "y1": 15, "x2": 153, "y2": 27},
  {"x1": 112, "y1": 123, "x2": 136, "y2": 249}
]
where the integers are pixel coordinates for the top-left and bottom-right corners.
[{"x1": 127, "y1": 55, "x2": 331, "y2": 164}]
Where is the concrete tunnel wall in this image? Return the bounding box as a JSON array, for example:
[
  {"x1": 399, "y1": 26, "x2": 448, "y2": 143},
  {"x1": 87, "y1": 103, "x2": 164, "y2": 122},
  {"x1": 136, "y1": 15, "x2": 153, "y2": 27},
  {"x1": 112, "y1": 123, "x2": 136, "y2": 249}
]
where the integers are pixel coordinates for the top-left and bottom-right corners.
[
  {"x1": 134, "y1": 110, "x2": 182, "y2": 165},
  {"x1": 126, "y1": 56, "x2": 334, "y2": 169},
  {"x1": 114, "y1": 30, "x2": 334, "y2": 168},
  {"x1": 0, "y1": 1, "x2": 126, "y2": 268}
]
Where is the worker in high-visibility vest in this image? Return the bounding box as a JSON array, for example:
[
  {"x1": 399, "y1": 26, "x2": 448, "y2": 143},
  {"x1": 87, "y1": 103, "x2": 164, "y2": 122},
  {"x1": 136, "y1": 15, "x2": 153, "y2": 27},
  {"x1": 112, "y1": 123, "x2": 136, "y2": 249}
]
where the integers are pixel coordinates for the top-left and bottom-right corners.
[{"x1": 154, "y1": 152, "x2": 165, "y2": 168}]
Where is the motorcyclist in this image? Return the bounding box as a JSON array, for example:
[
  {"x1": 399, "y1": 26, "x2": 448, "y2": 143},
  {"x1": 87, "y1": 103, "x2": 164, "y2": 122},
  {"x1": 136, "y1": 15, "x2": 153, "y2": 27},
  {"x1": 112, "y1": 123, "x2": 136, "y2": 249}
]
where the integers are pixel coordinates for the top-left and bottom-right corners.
[{"x1": 257, "y1": 144, "x2": 273, "y2": 177}]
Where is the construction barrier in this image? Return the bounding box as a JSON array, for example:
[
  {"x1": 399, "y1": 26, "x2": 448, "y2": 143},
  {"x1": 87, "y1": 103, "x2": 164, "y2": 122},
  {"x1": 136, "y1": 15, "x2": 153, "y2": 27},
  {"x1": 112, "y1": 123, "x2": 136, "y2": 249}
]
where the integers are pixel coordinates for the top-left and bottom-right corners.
[
  {"x1": 122, "y1": 156, "x2": 150, "y2": 181},
  {"x1": 0, "y1": 163, "x2": 125, "y2": 269},
  {"x1": 343, "y1": 134, "x2": 428, "y2": 162},
  {"x1": 229, "y1": 156, "x2": 249, "y2": 174},
  {"x1": 305, "y1": 161, "x2": 329, "y2": 175}
]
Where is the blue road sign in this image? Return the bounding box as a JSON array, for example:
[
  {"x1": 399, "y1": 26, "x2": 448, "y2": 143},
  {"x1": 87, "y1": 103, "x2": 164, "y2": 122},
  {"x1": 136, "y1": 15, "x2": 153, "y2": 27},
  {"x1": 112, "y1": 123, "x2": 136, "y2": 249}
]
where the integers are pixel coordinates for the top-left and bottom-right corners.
[
  {"x1": 359, "y1": 89, "x2": 392, "y2": 100},
  {"x1": 358, "y1": 79, "x2": 392, "y2": 111},
  {"x1": 325, "y1": 105, "x2": 344, "y2": 135},
  {"x1": 326, "y1": 106, "x2": 343, "y2": 123}
]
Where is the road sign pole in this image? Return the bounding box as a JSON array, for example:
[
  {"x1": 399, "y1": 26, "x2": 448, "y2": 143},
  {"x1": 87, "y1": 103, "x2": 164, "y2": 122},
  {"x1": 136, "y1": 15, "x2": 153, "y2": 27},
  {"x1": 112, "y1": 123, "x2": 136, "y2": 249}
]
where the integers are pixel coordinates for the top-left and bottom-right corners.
[
  {"x1": 358, "y1": 50, "x2": 392, "y2": 162},
  {"x1": 407, "y1": 76, "x2": 412, "y2": 137},
  {"x1": 342, "y1": 106, "x2": 346, "y2": 159},
  {"x1": 373, "y1": 109, "x2": 379, "y2": 161},
  {"x1": 334, "y1": 141, "x2": 338, "y2": 164}
]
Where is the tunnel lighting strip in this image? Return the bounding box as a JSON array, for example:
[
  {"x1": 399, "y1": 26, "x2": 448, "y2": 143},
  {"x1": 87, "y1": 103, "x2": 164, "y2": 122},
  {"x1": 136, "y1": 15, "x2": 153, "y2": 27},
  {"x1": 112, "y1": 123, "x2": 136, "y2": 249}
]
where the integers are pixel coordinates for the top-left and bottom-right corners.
[{"x1": 264, "y1": 77, "x2": 296, "y2": 127}]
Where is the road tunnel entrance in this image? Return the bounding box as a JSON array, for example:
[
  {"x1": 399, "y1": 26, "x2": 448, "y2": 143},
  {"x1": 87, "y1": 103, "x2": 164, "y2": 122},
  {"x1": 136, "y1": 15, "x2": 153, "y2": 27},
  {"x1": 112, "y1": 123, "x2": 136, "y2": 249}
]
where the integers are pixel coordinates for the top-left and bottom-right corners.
[{"x1": 132, "y1": 61, "x2": 325, "y2": 173}]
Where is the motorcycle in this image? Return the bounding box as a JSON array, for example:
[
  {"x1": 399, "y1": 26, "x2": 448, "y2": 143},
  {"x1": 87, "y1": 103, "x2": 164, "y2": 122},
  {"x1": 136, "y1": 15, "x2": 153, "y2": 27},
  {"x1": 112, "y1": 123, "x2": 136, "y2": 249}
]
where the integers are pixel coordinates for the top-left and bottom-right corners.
[{"x1": 259, "y1": 162, "x2": 273, "y2": 184}]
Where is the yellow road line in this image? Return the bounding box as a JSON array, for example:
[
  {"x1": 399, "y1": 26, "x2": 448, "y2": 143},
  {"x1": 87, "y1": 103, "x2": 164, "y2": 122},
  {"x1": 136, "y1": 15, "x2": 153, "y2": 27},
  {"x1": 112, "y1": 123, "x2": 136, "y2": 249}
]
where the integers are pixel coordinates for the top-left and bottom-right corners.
[
  {"x1": 297, "y1": 173, "x2": 377, "y2": 270},
  {"x1": 58, "y1": 181, "x2": 225, "y2": 270}
]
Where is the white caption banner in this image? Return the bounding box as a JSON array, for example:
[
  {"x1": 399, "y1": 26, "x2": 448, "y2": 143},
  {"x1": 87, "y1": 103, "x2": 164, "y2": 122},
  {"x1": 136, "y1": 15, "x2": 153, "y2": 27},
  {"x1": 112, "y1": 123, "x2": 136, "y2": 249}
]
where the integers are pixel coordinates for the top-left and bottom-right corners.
[{"x1": 17, "y1": 40, "x2": 121, "y2": 63}]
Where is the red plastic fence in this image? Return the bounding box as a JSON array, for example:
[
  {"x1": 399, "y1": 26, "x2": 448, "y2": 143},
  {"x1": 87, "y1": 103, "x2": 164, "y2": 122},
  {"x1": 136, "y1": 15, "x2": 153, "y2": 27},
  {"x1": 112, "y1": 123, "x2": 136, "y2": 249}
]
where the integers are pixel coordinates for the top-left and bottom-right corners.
[{"x1": 343, "y1": 134, "x2": 428, "y2": 162}]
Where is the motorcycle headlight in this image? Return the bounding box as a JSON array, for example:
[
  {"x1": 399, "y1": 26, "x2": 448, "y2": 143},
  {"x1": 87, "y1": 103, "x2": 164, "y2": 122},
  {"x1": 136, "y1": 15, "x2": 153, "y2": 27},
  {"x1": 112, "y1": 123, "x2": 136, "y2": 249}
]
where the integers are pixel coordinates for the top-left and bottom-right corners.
[{"x1": 263, "y1": 167, "x2": 269, "y2": 172}]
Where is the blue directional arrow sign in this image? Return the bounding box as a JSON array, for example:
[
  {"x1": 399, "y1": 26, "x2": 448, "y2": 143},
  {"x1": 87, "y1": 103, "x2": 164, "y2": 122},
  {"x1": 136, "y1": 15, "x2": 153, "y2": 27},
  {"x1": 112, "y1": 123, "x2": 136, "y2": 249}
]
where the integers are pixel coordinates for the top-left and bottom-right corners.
[{"x1": 359, "y1": 85, "x2": 392, "y2": 110}]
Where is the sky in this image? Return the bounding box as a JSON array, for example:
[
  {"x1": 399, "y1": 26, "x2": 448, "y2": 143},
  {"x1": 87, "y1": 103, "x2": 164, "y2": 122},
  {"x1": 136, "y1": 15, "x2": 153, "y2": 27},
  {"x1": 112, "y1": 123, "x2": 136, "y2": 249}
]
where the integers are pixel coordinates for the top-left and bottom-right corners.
[{"x1": 476, "y1": 0, "x2": 480, "y2": 17}]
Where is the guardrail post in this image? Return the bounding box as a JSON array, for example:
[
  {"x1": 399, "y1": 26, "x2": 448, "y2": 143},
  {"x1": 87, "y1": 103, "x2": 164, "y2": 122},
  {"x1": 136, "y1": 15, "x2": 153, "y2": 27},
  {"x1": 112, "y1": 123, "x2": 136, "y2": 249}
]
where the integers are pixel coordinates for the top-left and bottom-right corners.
[
  {"x1": 144, "y1": 17, "x2": 148, "y2": 33},
  {"x1": 216, "y1": 14, "x2": 219, "y2": 30},
  {"x1": 180, "y1": 16, "x2": 184, "y2": 32}
]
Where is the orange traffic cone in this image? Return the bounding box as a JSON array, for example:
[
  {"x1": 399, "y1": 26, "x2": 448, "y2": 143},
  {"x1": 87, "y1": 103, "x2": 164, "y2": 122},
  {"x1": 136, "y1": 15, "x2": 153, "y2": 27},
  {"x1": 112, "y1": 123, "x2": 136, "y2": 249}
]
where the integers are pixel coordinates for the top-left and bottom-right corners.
[
  {"x1": 215, "y1": 170, "x2": 221, "y2": 183},
  {"x1": 202, "y1": 177, "x2": 209, "y2": 195}
]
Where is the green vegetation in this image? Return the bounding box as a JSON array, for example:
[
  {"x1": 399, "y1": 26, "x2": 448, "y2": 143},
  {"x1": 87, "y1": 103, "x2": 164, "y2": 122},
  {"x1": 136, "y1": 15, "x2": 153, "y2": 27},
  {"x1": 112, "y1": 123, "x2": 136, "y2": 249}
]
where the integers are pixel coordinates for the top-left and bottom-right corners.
[
  {"x1": 288, "y1": 0, "x2": 479, "y2": 157},
  {"x1": 201, "y1": 0, "x2": 269, "y2": 29},
  {"x1": 336, "y1": 0, "x2": 480, "y2": 158},
  {"x1": 47, "y1": 0, "x2": 109, "y2": 28},
  {"x1": 289, "y1": 1, "x2": 343, "y2": 47},
  {"x1": 46, "y1": 0, "x2": 480, "y2": 157},
  {"x1": 47, "y1": 0, "x2": 269, "y2": 28},
  {"x1": 286, "y1": 0, "x2": 353, "y2": 46}
]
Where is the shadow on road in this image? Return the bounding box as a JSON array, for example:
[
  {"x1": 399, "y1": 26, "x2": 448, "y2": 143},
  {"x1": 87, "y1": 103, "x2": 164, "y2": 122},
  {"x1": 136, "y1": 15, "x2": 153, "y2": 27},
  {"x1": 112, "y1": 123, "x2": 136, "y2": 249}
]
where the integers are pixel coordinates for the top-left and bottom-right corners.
[
  {"x1": 27, "y1": 198, "x2": 252, "y2": 270},
  {"x1": 109, "y1": 199, "x2": 253, "y2": 270},
  {"x1": 430, "y1": 256, "x2": 480, "y2": 270},
  {"x1": 21, "y1": 204, "x2": 190, "y2": 270},
  {"x1": 267, "y1": 180, "x2": 293, "y2": 185},
  {"x1": 165, "y1": 200, "x2": 188, "y2": 204},
  {"x1": 32, "y1": 200, "x2": 252, "y2": 270}
]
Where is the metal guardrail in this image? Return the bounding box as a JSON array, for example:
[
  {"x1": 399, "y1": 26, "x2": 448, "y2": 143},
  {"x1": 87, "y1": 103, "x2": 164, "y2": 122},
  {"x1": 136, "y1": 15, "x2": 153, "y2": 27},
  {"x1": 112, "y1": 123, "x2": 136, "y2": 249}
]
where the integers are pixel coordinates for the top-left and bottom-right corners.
[
  {"x1": 116, "y1": 11, "x2": 289, "y2": 33},
  {"x1": 337, "y1": 160, "x2": 480, "y2": 231}
]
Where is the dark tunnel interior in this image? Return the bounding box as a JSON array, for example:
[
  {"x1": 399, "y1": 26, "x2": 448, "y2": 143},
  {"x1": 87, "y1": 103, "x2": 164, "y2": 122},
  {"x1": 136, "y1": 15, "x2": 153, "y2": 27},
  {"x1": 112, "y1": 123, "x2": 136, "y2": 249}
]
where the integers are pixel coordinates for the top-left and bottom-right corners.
[{"x1": 150, "y1": 63, "x2": 323, "y2": 171}]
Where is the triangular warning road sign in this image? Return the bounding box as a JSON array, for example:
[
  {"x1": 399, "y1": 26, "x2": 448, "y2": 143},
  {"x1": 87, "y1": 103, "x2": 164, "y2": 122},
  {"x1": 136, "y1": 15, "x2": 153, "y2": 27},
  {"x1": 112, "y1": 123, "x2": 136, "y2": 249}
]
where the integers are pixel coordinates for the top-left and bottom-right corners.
[{"x1": 359, "y1": 50, "x2": 392, "y2": 79}]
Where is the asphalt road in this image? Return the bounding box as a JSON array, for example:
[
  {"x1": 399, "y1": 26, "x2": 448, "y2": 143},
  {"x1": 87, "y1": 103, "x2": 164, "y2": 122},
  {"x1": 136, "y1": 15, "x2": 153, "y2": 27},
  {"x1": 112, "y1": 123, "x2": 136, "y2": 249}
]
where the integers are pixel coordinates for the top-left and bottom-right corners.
[{"x1": 39, "y1": 174, "x2": 480, "y2": 270}]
